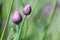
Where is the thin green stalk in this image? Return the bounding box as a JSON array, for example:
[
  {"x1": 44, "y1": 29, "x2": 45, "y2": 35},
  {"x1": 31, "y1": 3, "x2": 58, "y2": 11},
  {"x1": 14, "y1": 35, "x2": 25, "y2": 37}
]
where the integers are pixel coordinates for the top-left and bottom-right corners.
[
  {"x1": 42, "y1": 2, "x2": 57, "y2": 40},
  {"x1": 19, "y1": 0, "x2": 28, "y2": 40},
  {"x1": 0, "y1": 0, "x2": 14, "y2": 40},
  {"x1": 22, "y1": 18, "x2": 28, "y2": 39},
  {"x1": 16, "y1": 25, "x2": 19, "y2": 33},
  {"x1": 20, "y1": 0, "x2": 25, "y2": 7},
  {"x1": 16, "y1": 25, "x2": 20, "y2": 40},
  {"x1": 19, "y1": 0, "x2": 40, "y2": 40},
  {"x1": 18, "y1": 16, "x2": 27, "y2": 40},
  {"x1": 0, "y1": 4, "x2": 2, "y2": 37}
]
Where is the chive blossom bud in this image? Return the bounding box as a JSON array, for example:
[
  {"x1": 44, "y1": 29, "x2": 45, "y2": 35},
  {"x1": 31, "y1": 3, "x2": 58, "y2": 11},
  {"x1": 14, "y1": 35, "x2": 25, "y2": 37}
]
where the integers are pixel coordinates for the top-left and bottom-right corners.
[
  {"x1": 11, "y1": 10, "x2": 22, "y2": 24},
  {"x1": 23, "y1": 4, "x2": 31, "y2": 15}
]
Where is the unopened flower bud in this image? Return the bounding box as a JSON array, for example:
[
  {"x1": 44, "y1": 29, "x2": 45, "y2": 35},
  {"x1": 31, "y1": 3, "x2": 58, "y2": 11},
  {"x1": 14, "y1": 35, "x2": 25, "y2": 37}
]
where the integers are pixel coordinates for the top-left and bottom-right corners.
[
  {"x1": 57, "y1": 0, "x2": 60, "y2": 8},
  {"x1": 23, "y1": 4, "x2": 31, "y2": 15},
  {"x1": 2, "y1": 20, "x2": 6, "y2": 27},
  {"x1": 45, "y1": 5, "x2": 52, "y2": 14},
  {"x1": 11, "y1": 10, "x2": 22, "y2": 24}
]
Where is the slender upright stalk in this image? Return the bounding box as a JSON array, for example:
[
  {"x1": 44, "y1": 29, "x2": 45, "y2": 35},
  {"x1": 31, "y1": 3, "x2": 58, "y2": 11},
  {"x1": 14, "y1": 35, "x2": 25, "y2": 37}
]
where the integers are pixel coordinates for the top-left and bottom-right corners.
[
  {"x1": 18, "y1": 16, "x2": 27, "y2": 40},
  {"x1": 16, "y1": 25, "x2": 19, "y2": 33},
  {"x1": 0, "y1": 0, "x2": 14, "y2": 40}
]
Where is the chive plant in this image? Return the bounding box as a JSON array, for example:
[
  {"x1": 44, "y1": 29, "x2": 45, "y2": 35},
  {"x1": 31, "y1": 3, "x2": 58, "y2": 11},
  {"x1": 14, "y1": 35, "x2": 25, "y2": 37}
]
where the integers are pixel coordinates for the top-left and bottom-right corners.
[
  {"x1": 0, "y1": 0, "x2": 59, "y2": 40},
  {"x1": 10, "y1": 4, "x2": 31, "y2": 40}
]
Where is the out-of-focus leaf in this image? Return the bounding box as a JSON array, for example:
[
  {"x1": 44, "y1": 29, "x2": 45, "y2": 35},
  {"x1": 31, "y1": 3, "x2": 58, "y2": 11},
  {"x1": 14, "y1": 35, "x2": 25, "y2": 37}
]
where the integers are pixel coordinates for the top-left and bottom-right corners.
[
  {"x1": 42, "y1": 0, "x2": 57, "y2": 40},
  {"x1": 1, "y1": 0, "x2": 14, "y2": 40},
  {"x1": 45, "y1": 0, "x2": 57, "y2": 30},
  {"x1": 2, "y1": 0, "x2": 13, "y2": 18},
  {"x1": 0, "y1": 2, "x2": 2, "y2": 37},
  {"x1": 48, "y1": 8, "x2": 60, "y2": 40},
  {"x1": 7, "y1": 28, "x2": 16, "y2": 40},
  {"x1": 25, "y1": 0, "x2": 47, "y2": 40}
]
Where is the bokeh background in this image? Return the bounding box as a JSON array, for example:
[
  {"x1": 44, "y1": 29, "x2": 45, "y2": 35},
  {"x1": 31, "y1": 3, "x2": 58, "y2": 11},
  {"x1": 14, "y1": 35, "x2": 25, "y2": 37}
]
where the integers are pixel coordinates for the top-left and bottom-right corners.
[{"x1": 0, "y1": 0, "x2": 60, "y2": 40}]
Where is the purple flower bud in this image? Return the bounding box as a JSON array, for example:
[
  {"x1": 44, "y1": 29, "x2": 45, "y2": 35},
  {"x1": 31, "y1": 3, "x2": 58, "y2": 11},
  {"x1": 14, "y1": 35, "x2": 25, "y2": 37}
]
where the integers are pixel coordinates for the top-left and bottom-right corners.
[
  {"x1": 45, "y1": 5, "x2": 52, "y2": 14},
  {"x1": 57, "y1": 0, "x2": 60, "y2": 8},
  {"x1": 2, "y1": 20, "x2": 6, "y2": 27},
  {"x1": 23, "y1": 4, "x2": 31, "y2": 15},
  {"x1": 11, "y1": 10, "x2": 22, "y2": 24}
]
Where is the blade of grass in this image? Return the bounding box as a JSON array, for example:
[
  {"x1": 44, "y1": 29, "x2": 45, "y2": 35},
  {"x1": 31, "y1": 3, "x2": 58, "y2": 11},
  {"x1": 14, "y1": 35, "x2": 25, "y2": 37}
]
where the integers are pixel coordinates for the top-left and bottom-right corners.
[
  {"x1": 19, "y1": 0, "x2": 28, "y2": 40},
  {"x1": 0, "y1": 0, "x2": 14, "y2": 40},
  {"x1": 18, "y1": 16, "x2": 27, "y2": 40},
  {"x1": 21, "y1": 18, "x2": 28, "y2": 39},
  {"x1": 0, "y1": 3, "x2": 2, "y2": 37}
]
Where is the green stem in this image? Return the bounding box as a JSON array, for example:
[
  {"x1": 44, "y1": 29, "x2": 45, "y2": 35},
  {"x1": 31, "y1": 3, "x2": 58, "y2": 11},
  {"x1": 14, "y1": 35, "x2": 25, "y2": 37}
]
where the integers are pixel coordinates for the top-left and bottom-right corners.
[
  {"x1": 23, "y1": 18, "x2": 28, "y2": 39},
  {"x1": 20, "y1": 0, "x2": 25, "y2": 7},
  {"x1": 0, "y1": 0, "x2": 14, "y2": 40},
  {"x1": 16, "y1": 25, "x2": 20, "y2": 40},
  {"x1": 43, "y1": 1, "x2": 57, "y2": 40},
  {"x1": 18, "y1": 16, "x2": 27, "y2": 40},
  {"x1": 16, "y1": 25, "x2": 19, "y2": 33}
]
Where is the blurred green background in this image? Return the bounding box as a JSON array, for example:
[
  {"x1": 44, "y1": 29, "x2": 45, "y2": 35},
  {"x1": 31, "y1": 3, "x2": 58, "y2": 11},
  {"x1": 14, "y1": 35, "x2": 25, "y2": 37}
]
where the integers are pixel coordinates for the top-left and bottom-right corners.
[{"x1": 0, "y1": 0, "x2": 60, "y2": 40}]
